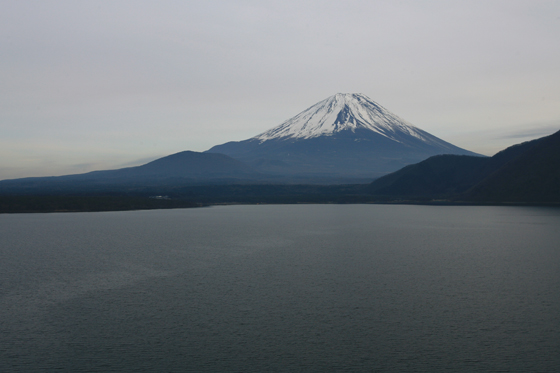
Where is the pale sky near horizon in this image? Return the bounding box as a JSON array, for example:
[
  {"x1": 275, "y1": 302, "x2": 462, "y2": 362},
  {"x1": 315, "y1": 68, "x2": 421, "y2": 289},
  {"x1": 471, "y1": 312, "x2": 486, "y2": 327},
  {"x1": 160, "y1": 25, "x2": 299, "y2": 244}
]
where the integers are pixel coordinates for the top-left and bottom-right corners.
[{"x1": 1, "y1": 0, "x2": 559, "y2": 180}]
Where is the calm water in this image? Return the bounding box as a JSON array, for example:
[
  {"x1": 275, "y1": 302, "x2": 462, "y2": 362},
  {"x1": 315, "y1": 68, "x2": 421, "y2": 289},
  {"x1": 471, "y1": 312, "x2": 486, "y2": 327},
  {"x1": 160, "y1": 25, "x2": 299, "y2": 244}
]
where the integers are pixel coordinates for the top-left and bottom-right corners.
[{"x1": 0, "y1": 205, "x2": 559, "y2": 372}]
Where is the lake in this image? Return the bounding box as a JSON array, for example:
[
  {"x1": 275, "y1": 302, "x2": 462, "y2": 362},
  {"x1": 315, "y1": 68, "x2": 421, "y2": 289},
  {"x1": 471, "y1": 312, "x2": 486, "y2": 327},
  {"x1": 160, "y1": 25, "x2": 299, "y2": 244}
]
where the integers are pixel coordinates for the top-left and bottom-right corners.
[{"x1": 1, "y1": 205, "x2": 559, "y2": 372}]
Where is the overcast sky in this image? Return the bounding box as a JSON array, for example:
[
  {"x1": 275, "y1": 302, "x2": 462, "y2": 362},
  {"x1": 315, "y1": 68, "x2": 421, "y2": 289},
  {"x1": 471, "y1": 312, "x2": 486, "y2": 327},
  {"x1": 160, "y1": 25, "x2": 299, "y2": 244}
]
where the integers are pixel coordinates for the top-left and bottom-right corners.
[{"x1": 1, "y1": 0, "x2": 559, "y2": 179}]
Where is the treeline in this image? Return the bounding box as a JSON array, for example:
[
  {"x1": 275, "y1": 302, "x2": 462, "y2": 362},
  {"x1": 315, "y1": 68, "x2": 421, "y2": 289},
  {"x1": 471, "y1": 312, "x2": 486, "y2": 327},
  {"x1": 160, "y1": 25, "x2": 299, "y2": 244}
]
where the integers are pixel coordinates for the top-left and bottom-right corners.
[
  {"x1": 0, "y1": 195, "x2": 201, "y2": 213},
  {"x1": 0, "y1": 184, "x2": 375, "y2": 213}
]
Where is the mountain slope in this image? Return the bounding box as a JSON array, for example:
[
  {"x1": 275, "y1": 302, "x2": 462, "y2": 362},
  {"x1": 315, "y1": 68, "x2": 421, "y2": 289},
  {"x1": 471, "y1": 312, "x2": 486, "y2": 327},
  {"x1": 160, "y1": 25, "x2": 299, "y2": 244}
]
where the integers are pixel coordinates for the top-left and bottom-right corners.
[
  {"x1": 0, "y1": 151, "x2": 259, "y2": 195},
  {"x1": 369, "y1": 129, "x2": 560, "y2": 203},
  {"x1": 368, "y1": 155, "x2": 488, "y2": 197},
  {"x1": 207, "y1": 93, "x2": 478, "y2": 179},
  {"x1": 466, "y1": 130, "x2": 560, "y2": 203}
]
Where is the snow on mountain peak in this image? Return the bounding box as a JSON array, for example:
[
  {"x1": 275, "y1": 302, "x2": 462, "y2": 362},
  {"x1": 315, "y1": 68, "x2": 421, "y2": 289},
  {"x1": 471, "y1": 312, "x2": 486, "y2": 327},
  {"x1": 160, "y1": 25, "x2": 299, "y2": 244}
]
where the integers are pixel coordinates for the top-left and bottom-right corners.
[{"x1": 254, "y1": 93, "x2": 430, "y2": 143}]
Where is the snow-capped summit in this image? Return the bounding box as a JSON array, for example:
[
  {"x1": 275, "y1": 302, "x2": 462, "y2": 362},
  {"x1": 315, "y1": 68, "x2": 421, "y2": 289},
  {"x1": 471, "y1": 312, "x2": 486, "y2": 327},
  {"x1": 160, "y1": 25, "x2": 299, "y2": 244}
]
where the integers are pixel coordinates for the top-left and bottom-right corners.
[
  {"x1": 255, "y1": 93, "x2": 429, "y2": 144},
  {"x1": 207, "y1": 93, "x2": 480, "y2": 180}
]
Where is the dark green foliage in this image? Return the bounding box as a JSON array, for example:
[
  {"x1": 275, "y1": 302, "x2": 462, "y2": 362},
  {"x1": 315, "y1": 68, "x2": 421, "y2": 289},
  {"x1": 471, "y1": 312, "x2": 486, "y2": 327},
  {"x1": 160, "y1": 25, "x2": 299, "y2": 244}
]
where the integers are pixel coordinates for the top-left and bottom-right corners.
[
  {"x1": 0, "y1": 196, "x2": 200, "y2": 213},
  {"x1": 0, "y1": 184, "x2": 386, "y2": 213},
  {"x1": 165, "y1": 184, "x2": 373, "y2": 204}
]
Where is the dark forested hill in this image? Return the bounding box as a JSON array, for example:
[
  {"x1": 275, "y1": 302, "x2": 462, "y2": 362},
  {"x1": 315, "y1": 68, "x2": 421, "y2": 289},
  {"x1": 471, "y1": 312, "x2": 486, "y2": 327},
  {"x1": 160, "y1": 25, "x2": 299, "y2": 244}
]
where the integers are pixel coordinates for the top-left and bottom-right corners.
[
  {"x1": 369, "y1": 130, "x2": 560, "y2": 204},
  {"x1": 466, "y1": 130, "x2": 560, "y2": 203}
]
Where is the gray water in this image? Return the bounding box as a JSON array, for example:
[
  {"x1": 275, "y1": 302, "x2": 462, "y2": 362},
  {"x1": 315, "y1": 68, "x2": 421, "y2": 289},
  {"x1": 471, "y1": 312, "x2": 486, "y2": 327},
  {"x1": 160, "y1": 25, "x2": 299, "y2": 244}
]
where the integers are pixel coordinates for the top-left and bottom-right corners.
[{"x1": 0, "y1": 205, "x2": 559, "y2": 372}]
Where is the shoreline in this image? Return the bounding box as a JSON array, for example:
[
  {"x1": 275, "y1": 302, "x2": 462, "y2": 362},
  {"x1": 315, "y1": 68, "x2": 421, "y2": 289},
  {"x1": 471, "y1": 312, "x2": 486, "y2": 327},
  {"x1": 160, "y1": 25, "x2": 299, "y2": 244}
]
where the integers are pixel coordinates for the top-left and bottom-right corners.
[{"x1": 2, "y1": 195, "x2": 559, "y2": 214}]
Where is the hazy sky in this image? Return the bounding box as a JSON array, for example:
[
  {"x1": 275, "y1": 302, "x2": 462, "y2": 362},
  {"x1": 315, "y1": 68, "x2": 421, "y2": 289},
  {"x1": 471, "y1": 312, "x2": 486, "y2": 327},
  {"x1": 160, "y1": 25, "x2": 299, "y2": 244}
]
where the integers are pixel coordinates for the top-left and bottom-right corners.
[{"x1": 1, "y1": 1, "x2": 559, "y2": 179}]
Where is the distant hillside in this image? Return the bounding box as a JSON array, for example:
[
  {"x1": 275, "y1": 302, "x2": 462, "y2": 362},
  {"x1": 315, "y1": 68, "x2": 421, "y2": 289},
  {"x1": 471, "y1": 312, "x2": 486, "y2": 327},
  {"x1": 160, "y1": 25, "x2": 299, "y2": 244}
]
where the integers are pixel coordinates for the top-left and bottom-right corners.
[
  {"x1": 369, "y1": 130, "x2": 560, "y2": 204},
  {"x1": 0, "y1": 151, "x2": 260, "y2": 195}
]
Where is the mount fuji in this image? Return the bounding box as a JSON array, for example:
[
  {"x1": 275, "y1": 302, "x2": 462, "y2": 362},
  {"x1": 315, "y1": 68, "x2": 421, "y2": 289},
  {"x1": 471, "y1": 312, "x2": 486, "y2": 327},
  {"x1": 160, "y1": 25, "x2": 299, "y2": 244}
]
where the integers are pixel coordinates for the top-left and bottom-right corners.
[{"x1": 207, "y1": 93, "x2": 480, "y2": 179}]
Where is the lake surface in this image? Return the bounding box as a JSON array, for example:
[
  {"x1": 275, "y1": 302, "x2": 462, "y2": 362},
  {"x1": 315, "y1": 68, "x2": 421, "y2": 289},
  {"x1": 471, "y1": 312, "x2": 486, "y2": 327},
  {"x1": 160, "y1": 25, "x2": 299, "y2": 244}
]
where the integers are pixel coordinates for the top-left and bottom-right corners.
[{"x1": 1, "y1": 205, "x2": 559, "y2": 372}]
